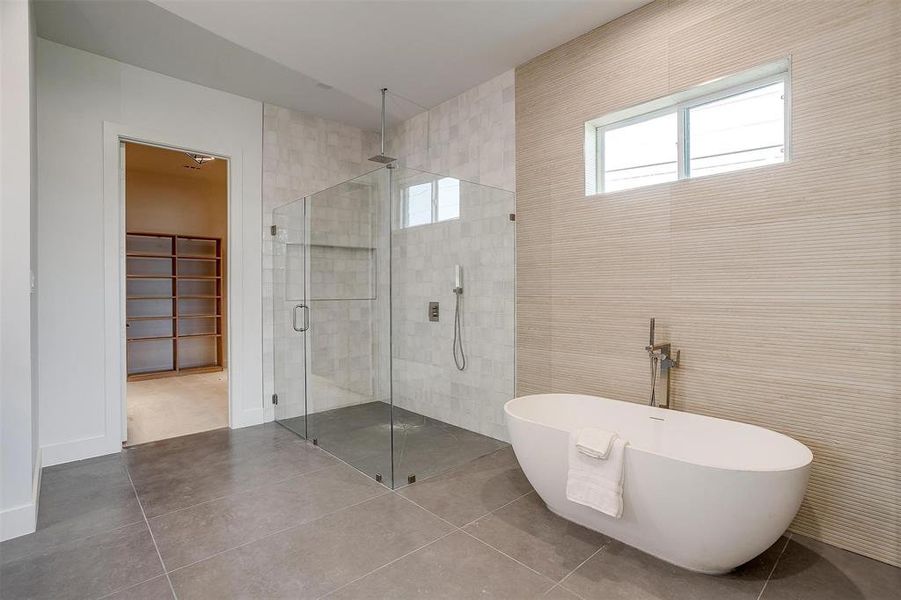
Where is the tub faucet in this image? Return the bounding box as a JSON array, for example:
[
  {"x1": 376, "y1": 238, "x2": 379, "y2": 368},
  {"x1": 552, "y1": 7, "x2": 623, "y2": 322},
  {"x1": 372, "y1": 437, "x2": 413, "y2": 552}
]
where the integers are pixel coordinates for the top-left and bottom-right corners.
[{"x1": 646, "y1": 318, "x2": 680, "y2": 408}]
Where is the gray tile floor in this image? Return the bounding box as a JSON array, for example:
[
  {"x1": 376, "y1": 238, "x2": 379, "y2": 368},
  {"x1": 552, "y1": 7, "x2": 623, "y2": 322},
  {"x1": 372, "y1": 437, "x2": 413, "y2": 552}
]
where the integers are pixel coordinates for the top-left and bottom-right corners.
[
  {"x1": 1, "y1": 423, "x2": 897, "y2": 600},
  {"x1": 278, "y1": 401, "x2": 508, "y2": 488}
]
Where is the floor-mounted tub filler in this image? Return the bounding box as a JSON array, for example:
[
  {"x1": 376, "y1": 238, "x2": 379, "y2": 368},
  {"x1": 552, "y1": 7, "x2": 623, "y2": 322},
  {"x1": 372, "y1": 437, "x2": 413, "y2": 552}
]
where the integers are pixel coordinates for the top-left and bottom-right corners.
[{"x1": 505, "y1": 394, "x2": 813, "y2": 574}]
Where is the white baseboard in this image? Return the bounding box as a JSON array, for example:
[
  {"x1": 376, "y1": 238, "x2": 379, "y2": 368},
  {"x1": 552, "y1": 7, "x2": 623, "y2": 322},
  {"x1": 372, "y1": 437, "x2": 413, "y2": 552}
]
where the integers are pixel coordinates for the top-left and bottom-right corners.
[
  {"x1": 41, "y1": 434, "x2": 115, "y2": 467},
  {"x1": 0, "y1": 502, "x2": 36, "y2": 542},
  {"x1": 0, "y1": 449, "x2": 41, "y2": 542},
  {"x1": 232, "y1": 407, "x2": 266, "y2": 429}
]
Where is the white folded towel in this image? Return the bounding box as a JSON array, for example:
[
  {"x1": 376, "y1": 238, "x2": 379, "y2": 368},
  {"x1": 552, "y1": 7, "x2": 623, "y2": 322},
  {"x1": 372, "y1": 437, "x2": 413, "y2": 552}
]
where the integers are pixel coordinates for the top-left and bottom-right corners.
[
  {"x1": 566, "y1": 430, "x2": 628, "y2": 518},
  {"x1": 574, "y1": 428, "x2": 618, "y2": 459}
]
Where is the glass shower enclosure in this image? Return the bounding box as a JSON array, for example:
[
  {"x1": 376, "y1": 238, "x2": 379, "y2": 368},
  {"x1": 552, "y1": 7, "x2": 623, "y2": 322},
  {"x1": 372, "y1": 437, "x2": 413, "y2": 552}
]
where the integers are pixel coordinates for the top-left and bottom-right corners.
[{"x1": 272, "y1": 165, "x2": 514, "y2": 488}]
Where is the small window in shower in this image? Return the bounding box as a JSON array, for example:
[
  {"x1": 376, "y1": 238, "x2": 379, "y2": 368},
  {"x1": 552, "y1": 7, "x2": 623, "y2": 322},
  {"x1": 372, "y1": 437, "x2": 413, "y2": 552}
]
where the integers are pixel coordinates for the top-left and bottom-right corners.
[
  {"x1": 405, "y1": 182, "x2": 433, "y2": 227},
  {"x1": 402, "y1": 177, "x2": 460, "y2": 228}
]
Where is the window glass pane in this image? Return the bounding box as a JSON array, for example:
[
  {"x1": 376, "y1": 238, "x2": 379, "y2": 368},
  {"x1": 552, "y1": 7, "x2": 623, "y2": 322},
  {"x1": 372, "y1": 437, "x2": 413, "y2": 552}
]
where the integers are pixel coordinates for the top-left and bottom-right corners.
[
  {"x1": 603, "y1": 112, "x2": 678, "y2": 192},
  {"x1": 405, "y1": 182, "x2": 432, "y2": 227},
  {"x1": 689, "y1": 81, "x2": 784, "y2": 177},
  {"x1": 436, "y1": 177, "x2": 460, "y2": 221}
]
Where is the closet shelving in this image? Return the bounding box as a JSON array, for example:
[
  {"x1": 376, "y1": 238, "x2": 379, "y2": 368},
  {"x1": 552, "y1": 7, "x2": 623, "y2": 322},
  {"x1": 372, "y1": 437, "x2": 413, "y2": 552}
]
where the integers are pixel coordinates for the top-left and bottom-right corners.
[{"x1": 125, "y1": 232, "x2": 224, "y2": 381}]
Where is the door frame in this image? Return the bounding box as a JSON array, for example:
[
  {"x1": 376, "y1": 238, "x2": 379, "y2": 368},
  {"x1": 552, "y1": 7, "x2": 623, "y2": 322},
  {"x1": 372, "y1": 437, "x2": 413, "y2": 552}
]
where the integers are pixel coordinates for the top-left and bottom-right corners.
[{"x1": 103, "y1": 121, "x2": 243, "y2": 449}]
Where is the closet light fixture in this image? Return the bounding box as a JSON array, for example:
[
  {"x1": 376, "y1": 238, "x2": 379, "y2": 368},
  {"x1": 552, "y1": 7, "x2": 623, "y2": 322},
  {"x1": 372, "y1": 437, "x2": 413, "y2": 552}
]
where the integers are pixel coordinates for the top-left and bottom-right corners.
[{"x1": 185, "y1": 153, "x2": 215, "y2": 167}]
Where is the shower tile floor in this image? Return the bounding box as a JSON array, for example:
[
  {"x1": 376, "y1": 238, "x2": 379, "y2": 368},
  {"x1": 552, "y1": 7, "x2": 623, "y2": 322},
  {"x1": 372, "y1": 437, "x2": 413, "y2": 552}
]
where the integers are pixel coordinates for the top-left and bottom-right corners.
[
  {"x1": 278, "y1": 401, "x2": 509, "y2": 487},
  {"x1": 2, "y1": 423, "x2": 898, "y2": 600}
]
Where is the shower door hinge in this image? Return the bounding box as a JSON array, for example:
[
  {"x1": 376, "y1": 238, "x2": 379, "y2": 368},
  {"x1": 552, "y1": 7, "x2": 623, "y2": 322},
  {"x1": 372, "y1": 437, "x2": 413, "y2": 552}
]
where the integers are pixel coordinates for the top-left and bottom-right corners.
[
  {"x1": 271, "y1": 393, "x2": 278, "y2": 405},
  {"x1": 509, "y1": 213, "x2": 516, "y2": 221},
  {"x1": 270, "y1": 225, "x2": 277, "y2": 236}
]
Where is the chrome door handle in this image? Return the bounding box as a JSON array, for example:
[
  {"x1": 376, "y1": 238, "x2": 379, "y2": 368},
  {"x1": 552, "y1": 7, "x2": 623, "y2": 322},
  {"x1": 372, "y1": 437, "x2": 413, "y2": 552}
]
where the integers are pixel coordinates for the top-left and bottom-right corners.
[{"x1": 293, "y1": 304, "x2": 310, "y2": 332}]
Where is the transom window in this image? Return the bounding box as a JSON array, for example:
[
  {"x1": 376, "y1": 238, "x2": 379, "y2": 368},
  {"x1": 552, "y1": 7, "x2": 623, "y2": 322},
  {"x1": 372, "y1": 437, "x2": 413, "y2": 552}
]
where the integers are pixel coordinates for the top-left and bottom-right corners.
[
  {"x1": 402, "y1": 176, "x2": 460, "y2": 228},
  {"x1": 586, "y1": 60, "x2": 789, "y2": 195}
]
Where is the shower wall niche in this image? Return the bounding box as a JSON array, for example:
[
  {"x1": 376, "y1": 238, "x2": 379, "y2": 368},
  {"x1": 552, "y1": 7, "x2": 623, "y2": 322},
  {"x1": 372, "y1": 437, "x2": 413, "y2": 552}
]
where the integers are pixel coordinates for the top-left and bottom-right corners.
[{"x1": 271, "y1": 165, "x2": 514, "y2": 488}]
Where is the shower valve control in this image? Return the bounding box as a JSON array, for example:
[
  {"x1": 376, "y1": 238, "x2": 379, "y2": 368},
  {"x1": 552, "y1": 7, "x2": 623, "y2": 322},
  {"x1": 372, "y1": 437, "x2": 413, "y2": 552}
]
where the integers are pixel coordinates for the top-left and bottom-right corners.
[{"x1": 428, "y1": 302, "x2": 440, "y2": 322}]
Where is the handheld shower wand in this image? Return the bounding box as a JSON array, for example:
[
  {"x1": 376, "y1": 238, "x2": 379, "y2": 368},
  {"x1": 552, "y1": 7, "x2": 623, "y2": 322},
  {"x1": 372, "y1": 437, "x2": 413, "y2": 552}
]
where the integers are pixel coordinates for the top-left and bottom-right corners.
[{"x1": 453, "y1": 265, "x2": 466, "y2": 371}]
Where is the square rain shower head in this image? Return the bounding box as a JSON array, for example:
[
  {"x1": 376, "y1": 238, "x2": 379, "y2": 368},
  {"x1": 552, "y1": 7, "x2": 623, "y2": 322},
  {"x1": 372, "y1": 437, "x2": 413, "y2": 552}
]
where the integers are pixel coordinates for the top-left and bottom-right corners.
[{"x1": 368, "y1": 154, "x2": 396, "y2": 164}]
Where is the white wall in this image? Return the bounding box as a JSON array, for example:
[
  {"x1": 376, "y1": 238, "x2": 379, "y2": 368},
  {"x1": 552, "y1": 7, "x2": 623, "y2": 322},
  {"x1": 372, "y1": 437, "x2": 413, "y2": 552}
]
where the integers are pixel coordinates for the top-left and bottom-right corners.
[
  {"x1": 1, "y1": 0, "x2": 39, "y2": 541},
  {"x1": 36, "y1": 39, "x2": 263, "y2": 466}
]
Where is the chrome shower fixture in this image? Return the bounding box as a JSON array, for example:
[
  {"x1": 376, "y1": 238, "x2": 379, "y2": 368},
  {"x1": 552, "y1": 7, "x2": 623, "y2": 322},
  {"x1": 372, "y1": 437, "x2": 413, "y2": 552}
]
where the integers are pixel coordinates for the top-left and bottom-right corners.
[
  {"x1": 453, "y1": 265, "x2": 466, "y2": 371},
  {"x1": 646, "y1": 317, "x2": 680, "y2": 408},
  {"x1": 368, "y1": 88, "x2": 397, "y2": 164}
]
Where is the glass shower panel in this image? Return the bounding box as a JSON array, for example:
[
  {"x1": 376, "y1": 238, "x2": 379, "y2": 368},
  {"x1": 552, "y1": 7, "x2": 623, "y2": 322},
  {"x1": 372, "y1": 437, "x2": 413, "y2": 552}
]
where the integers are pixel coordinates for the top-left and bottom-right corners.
[
  {"x1": 305, "y1": 168, "x2": 393, "y2": 484},
  {"x1": 271, "y1": 165, "x2": 515, "y2": 489},
  {"x1": 272, "y1": 198, "x2": 308, "y2": 437},
  {"x1": 389, "y1": 167, "x2": 514, "y2": 485}
]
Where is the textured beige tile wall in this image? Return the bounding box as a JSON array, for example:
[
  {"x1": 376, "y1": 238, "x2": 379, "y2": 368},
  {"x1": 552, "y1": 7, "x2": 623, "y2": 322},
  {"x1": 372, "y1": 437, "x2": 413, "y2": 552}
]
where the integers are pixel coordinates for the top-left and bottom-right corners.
[{"x1": 515, "y1": 0, "x2": 899, "y2": 566}]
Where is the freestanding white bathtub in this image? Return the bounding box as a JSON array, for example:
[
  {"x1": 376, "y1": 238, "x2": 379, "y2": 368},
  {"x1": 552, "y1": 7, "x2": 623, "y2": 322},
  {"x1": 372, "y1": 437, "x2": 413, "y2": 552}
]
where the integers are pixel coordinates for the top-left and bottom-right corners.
[{"x1": 505, "y1": 394, "x2": 812, "y2": 574}]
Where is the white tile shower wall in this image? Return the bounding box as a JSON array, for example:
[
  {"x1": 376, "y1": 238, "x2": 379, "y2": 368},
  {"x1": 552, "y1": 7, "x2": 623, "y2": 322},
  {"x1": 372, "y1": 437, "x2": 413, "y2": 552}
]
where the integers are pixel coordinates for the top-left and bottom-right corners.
[
  {"x1": 388, "y1": 70, "x2": 515, "y2": 191},
  {"x1": 387, "y1": 70, "x2": 516, "y2": 440},
  {"x1": 263, "y1": 103, "x2": 380, "y2": 415},
  {"x1": 390, "y1": 183, "x2": 515, "y2": 440}
]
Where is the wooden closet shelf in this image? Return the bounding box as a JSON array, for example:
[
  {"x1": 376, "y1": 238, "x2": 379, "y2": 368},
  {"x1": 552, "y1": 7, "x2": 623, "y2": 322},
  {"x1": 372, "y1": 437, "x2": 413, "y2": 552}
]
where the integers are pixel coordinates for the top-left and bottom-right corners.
[
  {"x1": 126, "y1": 232, "x2": 223, "y2": 380},
  {"x1": 127, "y1": 233, "x2": 174, "y2": 239},
  {"x1": 127, "y1": 369, "x2": 177, "y2": 381},
  {"x1": 127, "y1": 315, "x2": 174, "y2": 321},
  {"x1": 177, "y1": 365, "x2": 224, "y2": 376}
]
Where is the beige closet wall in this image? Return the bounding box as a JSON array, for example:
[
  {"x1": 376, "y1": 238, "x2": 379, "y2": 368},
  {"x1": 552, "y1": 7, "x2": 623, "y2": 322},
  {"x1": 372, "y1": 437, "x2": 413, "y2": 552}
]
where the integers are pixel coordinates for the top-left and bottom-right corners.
[
  {"x1": 125, "y1": 144, "x2": 229, "y2": 365},
  {"x1": 515, "y1": 0, "x2": 899, "y2": 565}
]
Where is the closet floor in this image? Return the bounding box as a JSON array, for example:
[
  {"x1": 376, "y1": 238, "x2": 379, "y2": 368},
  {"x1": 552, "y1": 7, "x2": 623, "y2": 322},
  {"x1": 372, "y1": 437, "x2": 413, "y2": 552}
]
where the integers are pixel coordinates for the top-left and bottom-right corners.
[{"x1": 126, "y1": 370, "x2": 228, "y2": 445}]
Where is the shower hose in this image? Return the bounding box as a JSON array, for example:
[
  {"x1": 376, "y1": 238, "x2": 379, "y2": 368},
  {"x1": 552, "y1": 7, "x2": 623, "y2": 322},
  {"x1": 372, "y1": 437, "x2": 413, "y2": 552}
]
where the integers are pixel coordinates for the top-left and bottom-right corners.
[{"x1": 453, "y1": 291, "x2": 466, "y2": 371}]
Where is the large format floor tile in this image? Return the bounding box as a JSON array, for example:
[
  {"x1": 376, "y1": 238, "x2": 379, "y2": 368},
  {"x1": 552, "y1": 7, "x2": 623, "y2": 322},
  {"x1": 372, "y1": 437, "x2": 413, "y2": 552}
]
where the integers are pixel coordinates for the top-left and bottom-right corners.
[
  {"x1": 150, "y1": 463, "x2": 387, "y2": 570},
  {"x1": 325, "y1": 531, "x2": 556, "y2": 599},
  {"x1": 5, "y1": 421, "x2": 899, "y2": 600},
  {"x1": 543, "y1": 585, "x2": 583, "y2": 599},
  {"x1": 0, "y1": 523, "x2": 163, "y2": 600},
  {"x1": 101, "y1": 576, "x2": 174, "y2": 600},
  {"x1": 761, "y1": 534, "x2": 901, "y2": 600},
  {"x1": 399, "y1": 447, "x2": 533, "y2": 526},
  {"x1": 125, "y1": 423, "x2": 338, "y2": 518},
  {"x1": 560, "y1": 536, "x2": 786, "y2": 600},
  {"x1": 463, "y1": 491, "x2": 609, "y2": 582},
  {"x1": 0, "y1": 454, "x2": 144, "y2": 566},
  {"x1": 168, "y1": 493, "x2": 454, "y2": 599}
]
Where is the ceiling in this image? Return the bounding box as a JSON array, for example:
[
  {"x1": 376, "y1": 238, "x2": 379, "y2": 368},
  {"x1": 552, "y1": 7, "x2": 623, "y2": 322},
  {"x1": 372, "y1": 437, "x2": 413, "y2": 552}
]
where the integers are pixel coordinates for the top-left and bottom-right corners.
[
  {"x1": 126, "y1": 142, "x2": 228, "y2": 184},
  {"x1": 35, "y1": 0, "x2": 650, "y2": 129}
]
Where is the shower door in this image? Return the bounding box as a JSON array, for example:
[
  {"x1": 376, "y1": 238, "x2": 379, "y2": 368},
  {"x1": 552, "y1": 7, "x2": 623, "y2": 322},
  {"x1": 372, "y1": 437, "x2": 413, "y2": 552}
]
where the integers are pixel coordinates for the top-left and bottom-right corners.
[
  {"x1": 272, "y1": 198, "x2": 310, "y2": 438},
  {"x1": 303, "y1": 168, "x2": 393, "y2": 484}
]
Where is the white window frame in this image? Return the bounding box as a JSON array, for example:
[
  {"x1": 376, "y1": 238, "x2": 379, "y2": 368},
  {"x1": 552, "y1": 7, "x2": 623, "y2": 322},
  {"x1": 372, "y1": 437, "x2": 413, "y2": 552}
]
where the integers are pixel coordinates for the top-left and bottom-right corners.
[
  {"x1": 401, "y1": 178, "x2": 460, "y2": 228},
  {"x1": 586, "y1": 58, "x2": 791, "y2": 195}
]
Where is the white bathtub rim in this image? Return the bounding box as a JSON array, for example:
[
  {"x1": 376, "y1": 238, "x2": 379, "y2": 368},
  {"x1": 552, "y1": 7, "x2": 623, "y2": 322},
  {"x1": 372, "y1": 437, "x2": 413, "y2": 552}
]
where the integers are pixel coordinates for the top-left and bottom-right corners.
[{"x1": 504, "y1": 393, "x2": 813, "y2": 474}]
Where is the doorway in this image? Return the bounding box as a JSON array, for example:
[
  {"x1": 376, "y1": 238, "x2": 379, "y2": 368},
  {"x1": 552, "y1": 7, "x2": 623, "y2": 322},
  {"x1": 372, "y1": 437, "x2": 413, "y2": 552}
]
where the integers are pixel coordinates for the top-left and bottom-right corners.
[{"x1": 123, "y1": 142, "x2": 229, "y2": 445}]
